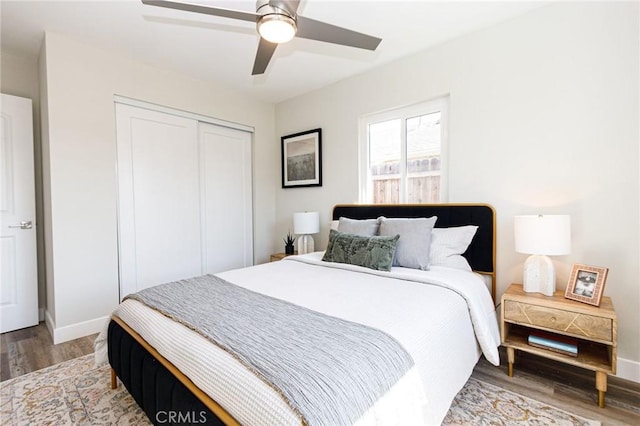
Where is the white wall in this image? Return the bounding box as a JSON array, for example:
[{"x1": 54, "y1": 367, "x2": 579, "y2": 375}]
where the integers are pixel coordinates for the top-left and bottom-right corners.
[
  {"x1": 275, "y1": 2, "x2": 639, "y2": 380},
  {"x1": 0, "y1": 49, "x2": 47, "y2": 321},
  {"x1": 39, "y1": 32, "x2": 278, "y2": 342}
]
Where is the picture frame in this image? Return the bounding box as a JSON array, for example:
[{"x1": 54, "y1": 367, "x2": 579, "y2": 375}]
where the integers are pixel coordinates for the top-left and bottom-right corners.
[
  {"x1": 564, "y1": 263, "x2": 608, "y2": 306},
  {"x1": 281, "y1": 128, "x2": 322, "y2": 188}
]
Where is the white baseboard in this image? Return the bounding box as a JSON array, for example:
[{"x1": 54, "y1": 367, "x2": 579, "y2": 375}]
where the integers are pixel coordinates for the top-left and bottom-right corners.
[
  {"x1": 615, "y1": 356, "x2": 640, "y2": 383},
  {"x1": 44, "y1": 312, "x2": 109, "y2": 344}
]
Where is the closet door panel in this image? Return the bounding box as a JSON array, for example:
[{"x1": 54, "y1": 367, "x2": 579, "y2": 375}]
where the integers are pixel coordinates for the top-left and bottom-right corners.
[
  {"x1": 116, "y1": 104, "x2": 201, "y2": 298},
  {"x1": 199, "y1": 122, "x2": 253, "y2": 273}
]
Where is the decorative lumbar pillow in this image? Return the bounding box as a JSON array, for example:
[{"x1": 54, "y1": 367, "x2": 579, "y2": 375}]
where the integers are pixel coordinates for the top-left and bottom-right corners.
[
  {"x1": 337, "y1": 217, "x2": 380, "y2": 236},
  {"x1": 378, "y1": 216, "x2": 437, "y2": 270},
  {"x1": 322, "y1": 229, "x2": 399, "y2": 271},
  {"x1": 429, "y1": 225, "x2": 479, "y2": 271}
]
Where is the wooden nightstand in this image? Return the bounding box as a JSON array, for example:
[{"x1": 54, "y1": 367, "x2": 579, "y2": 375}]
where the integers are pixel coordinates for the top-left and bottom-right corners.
[
  {"x1": 501, "y1": 283, "x2": 617, "y2": 408},
  {"x1": 270, "y1": 252, "x2": 296, "y2": 262}
]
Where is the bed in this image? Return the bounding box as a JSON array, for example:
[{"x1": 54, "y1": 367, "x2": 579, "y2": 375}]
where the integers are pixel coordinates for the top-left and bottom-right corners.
[{"x1": 96, "y1": 203, "x2": 500, "y2": 425}]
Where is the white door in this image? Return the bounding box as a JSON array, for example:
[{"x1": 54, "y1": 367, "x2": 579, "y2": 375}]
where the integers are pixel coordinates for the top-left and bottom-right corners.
[
  {"x1": 0, "y1": 93, "x2": 38, "y2": 333},
  {"x1": 116, "y1": 103, "x2": 253, "y2": 299}
]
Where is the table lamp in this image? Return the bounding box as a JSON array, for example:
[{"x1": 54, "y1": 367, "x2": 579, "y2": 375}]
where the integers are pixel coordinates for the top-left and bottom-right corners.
[
  {"x1": 514, "y1": 214, "x2": 571, "y2": 296},
  {"x1": 294, "y1": 211, "x2": 320, "y2": 254}
]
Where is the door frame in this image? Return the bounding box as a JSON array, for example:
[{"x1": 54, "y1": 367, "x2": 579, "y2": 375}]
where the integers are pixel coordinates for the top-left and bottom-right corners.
[{"x1": 113, "y1": 96, "x2": 254, "y2": 133}]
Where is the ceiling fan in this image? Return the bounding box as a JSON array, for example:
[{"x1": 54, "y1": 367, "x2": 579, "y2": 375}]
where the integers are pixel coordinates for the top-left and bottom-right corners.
[{"x1": 141, "y1": 0, "x2": 382, "y2": 75}]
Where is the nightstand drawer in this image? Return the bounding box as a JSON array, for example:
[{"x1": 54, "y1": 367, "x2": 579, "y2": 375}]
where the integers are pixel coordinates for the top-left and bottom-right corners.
[{"x1": 504, "y1": 300, "x2": 612, "y2": 342}]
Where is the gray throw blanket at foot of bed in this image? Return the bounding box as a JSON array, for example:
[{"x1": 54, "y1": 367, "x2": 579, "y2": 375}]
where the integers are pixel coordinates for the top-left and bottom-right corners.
[{"x1": 126, "y1": 274, "x2": 414, "y2": 426}]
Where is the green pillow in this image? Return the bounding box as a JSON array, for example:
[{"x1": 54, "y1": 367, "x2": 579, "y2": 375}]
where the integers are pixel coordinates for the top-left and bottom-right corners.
[{"x1": 322, "y1": 229, "x2": 400, "y2": 271}]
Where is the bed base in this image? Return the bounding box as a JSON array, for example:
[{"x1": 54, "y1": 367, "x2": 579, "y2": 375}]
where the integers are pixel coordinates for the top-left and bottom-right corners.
[{"x1": 108, "y1": 316, "x2": 238, "y2": 425}]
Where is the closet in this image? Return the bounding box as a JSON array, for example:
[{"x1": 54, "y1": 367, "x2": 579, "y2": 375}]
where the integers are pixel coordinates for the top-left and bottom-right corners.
[{"x1": 115, "y1": 100, "x2": 253, "y2": 299}]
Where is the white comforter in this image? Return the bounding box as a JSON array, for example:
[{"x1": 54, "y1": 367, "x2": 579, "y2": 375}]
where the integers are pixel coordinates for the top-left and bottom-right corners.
[{"x1": 96, "y1": 253, "x2": 500, "y2": 425}]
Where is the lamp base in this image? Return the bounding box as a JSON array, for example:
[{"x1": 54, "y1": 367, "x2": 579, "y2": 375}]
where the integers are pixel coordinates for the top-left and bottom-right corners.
[
  {"x1": 523, "y1": 254, "x2": 556, "y2": 296},
  {"x1": 297, "y1": 234, "x2": 315, "y2": 255}
]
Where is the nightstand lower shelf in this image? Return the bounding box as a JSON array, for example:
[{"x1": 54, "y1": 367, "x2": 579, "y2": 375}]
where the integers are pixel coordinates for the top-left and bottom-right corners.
[
  {"x1": 503, "y1": 325, "x2": 613, "y2": 372},
  {"x1": 504, "y1": 344, "x2": 610, "y2": 408}
]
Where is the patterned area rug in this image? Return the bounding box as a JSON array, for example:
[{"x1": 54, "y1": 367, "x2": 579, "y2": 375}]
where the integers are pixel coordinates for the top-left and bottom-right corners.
[
  {"x1": 443, "y1": 377, "x2": 600, "y2": 426},
  {"x1": 1, "y1": 354, "x2": 149, "y2": 425},
  {"x1": 1, "y1": 354, "x2": 600, "y2": 425}
]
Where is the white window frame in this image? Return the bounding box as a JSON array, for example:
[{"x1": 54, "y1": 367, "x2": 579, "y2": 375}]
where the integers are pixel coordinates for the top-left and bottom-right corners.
[{"x1": 358, "y1": 97, "x2": 449, "y2": 204}]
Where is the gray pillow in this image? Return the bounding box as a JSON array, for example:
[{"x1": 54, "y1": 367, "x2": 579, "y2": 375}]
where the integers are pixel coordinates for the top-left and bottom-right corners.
[
  {"x1": 378, "y1": 216, "x2": 437, "y2": 270},
  {"x1": 322, "y1": 229, "x2": 399, "y2": 271},
  {"x1": 337, "y1": 217, "x2": 380, "y2": 236}
]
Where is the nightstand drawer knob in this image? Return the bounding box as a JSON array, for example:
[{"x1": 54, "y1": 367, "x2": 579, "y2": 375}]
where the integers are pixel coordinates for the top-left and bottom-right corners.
[{"x1": 550, "y1": 316, "x2": 556, "y2": 322}]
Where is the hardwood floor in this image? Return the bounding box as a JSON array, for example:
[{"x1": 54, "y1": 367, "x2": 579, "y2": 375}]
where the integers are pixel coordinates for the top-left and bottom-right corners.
[
  {"x1": 1, "y1": 323, "x2": 639, "y2": 425},
  {"x1": 474, "y1": 348, "x2": 640, "y2": 426},
  {"x1": 1, "y1": 322, "x2": 96, "y2": 382}
]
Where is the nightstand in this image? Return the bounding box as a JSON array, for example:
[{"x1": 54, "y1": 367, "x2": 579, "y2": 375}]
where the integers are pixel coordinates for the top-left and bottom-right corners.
[
  {"x1": 501, "y1": 283, "x2": 617, "y2": 408},
  {"x1": 270, "y1": 252, "x2": 296, "y2": 262}
]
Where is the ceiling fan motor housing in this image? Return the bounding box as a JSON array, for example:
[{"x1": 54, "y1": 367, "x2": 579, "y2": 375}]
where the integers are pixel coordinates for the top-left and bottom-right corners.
[{"x1": 256, "y1": 0, "x2": 297, "y2": 19}]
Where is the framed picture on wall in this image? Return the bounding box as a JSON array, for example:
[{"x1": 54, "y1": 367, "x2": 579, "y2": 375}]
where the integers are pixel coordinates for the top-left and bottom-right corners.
[
  {"x1": 281, "y1": 128, "x2": 322, "y2": 188},
  {"x1": 564, "y1": 263, "x2": 608, "y2": 306}
]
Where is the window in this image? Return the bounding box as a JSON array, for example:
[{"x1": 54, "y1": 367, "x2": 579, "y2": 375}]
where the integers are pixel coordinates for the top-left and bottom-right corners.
[{"x1": 360, "y1": 98, "x2": 448, "y2": 204}]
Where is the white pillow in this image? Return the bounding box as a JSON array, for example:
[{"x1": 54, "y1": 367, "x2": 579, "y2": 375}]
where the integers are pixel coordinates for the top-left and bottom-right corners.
[
  {"x1": 378, "y1": 216, "x2": 437, "y2": 270},
  {"x1": 337, "y1": 217, "x2": 379, "y2": 236},
  {"x1": 430, "y1": 225, "x2": 478, "y2": 271}
]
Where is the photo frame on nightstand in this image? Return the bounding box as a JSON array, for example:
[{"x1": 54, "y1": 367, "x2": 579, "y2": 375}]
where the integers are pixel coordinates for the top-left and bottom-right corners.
[{"x1": 565, "y1": 263, "x2": 608, "y2": 306}]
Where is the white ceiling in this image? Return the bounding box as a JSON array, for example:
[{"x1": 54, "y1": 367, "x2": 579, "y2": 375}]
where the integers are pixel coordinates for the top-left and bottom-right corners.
[{"x1": 1, "y1": 0, "x2": 549, "y2": 103}]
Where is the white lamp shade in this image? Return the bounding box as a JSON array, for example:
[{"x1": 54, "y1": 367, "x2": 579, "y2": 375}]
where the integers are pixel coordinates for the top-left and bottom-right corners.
[
  {"x1": 514, "y1": 215, "x2": 571, "y2": 256},
  {"x1": 293, "y1": 212, "x2": 320, "y2": 235}
]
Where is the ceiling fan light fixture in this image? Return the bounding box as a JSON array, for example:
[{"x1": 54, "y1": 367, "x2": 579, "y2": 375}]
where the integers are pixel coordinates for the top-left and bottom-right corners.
[{"x1": 257, "y1": 14, "x2": 297, "y2": 44}]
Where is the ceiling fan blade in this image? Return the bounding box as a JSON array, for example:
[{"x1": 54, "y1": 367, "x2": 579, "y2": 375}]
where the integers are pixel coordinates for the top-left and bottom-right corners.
[
  {"x1": 296, "y1": 16, "x2": 382, "y2": 51},
  {"x1": 252, "y1": 38, "x2": 278, "y2": 75},
  {"x1": 269, "y1": 0, "x2": 301, "y2": 14},
  {"x1": 141, "y1": 0, "x2": 259, "y2": 23}
]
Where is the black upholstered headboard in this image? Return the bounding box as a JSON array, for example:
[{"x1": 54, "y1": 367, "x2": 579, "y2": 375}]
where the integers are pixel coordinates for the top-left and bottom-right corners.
[{"x1": 332, "y1": 204, "x2": 496, "y2": 299}]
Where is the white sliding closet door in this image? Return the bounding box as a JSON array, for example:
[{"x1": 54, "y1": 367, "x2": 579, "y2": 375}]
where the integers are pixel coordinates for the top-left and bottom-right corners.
[
  {"x1": 116, "y1": 103, "x2": 253, "y2": 299},
  {"x1": 199, "y1": 122, "x2": 253, "y2": 273}
]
